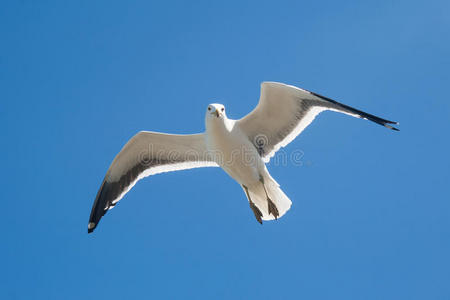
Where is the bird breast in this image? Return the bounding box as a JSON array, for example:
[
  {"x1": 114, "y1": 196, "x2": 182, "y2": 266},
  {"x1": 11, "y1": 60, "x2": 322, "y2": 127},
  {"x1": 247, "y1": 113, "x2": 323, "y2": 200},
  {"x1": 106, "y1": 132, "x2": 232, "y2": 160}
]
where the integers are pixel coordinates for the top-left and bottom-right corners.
[{"x1": 206, "y1": 119, "x2": 263, "y2": 185}]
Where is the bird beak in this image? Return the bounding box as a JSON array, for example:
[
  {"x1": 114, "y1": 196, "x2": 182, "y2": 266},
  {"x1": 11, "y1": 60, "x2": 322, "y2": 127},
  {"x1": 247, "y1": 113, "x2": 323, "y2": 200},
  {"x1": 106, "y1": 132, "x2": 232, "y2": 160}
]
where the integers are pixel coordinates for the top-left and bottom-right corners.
[{"x1": 215, "y1": 110, "x2": 220, "y2": 117}]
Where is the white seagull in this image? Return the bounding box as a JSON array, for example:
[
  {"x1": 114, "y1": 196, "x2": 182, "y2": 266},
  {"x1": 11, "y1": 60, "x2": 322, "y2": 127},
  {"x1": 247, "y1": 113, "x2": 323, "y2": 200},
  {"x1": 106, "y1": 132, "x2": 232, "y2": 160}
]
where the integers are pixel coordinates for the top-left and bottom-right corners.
[{"x1": 88, "y1": 82, "x2": 398, "y2": 233}]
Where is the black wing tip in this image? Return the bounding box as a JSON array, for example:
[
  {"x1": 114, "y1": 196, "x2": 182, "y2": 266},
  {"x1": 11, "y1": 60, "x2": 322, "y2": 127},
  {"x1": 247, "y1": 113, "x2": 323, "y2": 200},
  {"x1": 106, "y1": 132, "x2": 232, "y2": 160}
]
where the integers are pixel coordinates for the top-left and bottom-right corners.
[
  {"x1": 87, "y1": 222, "x2": 97, "y2": 234},
  {"x1": 384, "y1": 123, "x2": 400, "y2": 131},
  {"x1": 363, "y1": 117, "x2": 400, "y2": 131},
  {"x1": 309, "y1": 91, "x2": 400, "y2": 131},
  {"x1": 385, "y1": 120, "x2": 399, "y2": 125},
  {"x1": 88, "y1": 179, "x2": 112, "y2": 235}
]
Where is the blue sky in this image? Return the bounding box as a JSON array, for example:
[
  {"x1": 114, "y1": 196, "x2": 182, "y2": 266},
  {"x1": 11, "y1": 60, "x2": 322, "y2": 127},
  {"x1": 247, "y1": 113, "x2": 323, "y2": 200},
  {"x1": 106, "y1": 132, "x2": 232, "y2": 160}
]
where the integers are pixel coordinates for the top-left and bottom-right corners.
[{"x1": 1, "y1": 0, "x2": 449, "y2": 299}]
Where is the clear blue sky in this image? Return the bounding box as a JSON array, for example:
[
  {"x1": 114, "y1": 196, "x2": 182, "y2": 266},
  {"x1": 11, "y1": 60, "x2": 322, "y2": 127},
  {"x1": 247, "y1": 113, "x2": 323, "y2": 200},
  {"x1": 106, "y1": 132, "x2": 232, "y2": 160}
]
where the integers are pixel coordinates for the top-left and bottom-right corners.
[{"x1": 1, "y1": 0, "x2": 449, "y2": 299}]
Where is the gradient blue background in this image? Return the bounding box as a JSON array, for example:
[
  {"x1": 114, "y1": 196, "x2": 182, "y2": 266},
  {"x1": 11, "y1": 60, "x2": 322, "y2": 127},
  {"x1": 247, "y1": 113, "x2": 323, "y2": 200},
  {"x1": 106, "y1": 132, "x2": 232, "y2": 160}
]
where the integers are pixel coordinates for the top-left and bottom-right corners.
[{"x1": 1, "y1": 1, "x2": 449, "y2": 299}]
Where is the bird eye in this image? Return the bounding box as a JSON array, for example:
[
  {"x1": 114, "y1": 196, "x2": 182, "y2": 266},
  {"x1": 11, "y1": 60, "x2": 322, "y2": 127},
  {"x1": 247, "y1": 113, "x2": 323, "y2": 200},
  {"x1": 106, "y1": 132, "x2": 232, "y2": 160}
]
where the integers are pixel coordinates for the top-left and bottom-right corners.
[
  {"x1": 208, "y1": 107, "x2": 211, "y2": 111},
  {"x1": 221, "y1": 108, "x2": 224, "y2": 112}
]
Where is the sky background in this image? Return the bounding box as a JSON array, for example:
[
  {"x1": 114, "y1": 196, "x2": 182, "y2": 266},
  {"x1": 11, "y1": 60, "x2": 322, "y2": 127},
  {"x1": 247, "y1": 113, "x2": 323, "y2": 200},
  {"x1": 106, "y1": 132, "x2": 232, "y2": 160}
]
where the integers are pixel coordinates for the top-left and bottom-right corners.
[{"x1": 1, "y1": 0, "x2": 449, "y2": 299}]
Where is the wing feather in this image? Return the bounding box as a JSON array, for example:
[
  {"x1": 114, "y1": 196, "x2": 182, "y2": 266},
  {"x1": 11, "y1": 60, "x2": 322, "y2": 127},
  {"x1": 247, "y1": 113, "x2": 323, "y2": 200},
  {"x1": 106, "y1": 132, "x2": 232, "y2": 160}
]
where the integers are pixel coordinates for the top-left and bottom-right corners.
[
  {"x1": 238, "y1": 82, "x2": 398, "y2": 161},
  {"x1": 88, "y1": 131, "x2": 217, "y2": 233}
]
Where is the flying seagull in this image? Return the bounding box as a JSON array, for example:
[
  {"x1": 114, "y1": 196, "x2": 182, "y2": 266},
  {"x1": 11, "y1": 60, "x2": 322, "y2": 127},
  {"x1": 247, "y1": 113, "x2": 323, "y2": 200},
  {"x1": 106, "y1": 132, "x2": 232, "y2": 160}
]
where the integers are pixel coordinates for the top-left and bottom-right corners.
[{"x1": 88, "y1": 82, "x2": 398, "y2": 233}]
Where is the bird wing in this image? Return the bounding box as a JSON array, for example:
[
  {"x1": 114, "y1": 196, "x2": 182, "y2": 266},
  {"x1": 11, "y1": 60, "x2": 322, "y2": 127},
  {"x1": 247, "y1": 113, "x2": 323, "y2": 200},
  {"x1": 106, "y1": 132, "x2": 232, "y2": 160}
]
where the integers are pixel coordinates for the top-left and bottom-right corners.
[
  {"x1": 237, "y1": 82, "x2": 399, "y2": 162},
  {"x1": 88, "y1": 131, "x2": 218, "y2": 233}
]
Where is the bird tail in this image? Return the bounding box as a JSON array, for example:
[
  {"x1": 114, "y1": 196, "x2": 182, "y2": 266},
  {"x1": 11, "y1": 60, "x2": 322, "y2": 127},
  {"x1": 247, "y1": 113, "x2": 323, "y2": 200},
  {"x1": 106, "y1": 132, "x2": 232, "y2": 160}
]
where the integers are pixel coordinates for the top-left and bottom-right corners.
[{"x1": 243, "y1": 178, "x2": 292, "y2": 221}]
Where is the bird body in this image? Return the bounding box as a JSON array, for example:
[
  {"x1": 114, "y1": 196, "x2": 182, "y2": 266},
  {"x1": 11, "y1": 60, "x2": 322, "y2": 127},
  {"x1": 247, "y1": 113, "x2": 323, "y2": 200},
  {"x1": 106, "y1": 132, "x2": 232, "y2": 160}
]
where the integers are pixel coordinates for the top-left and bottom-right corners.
[
  {"x1": 88, "y1": 82, "x2": 398, "y2": 233},
  {"x1": 205, "y1": 107, "x2": 263, "y2": 187},
  {"x1": 204, "y1": 103, "x2": 290, "y2": 222}
]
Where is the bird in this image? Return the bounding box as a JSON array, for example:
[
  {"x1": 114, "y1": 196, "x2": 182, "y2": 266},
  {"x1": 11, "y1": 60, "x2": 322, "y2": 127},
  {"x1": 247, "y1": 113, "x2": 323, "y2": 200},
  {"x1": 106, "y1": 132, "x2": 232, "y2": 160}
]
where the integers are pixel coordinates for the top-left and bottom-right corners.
[{"x1": 87, "y1": 82, "x2": 398, "y2": 233}]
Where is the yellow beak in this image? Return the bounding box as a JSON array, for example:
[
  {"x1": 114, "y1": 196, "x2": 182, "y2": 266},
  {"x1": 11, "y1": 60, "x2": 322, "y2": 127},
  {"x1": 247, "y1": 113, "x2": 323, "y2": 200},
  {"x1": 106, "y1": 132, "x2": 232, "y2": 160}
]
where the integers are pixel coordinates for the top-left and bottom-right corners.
[{"x1": 215, "y1": 110, "x2": 220, "y2": 117}]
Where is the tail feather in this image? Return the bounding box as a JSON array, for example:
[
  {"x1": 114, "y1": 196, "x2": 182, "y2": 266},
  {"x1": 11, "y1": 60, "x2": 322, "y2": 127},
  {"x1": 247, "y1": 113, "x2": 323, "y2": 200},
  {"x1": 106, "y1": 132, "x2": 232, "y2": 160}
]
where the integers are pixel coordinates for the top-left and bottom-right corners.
[{"x1": 242, "y1": 180, "x2": 292, "y2": 221}]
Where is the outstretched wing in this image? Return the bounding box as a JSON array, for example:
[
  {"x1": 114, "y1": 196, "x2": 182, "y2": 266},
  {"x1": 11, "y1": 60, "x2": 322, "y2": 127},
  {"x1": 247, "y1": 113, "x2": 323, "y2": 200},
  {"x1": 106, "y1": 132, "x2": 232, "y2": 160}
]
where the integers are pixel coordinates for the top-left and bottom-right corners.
[
  {"x1": 88, "y1": 131, "x2": 218, "y2": 233},
  {"x1": 238, "y1": 82, "x2": 399, "y2": 162}
]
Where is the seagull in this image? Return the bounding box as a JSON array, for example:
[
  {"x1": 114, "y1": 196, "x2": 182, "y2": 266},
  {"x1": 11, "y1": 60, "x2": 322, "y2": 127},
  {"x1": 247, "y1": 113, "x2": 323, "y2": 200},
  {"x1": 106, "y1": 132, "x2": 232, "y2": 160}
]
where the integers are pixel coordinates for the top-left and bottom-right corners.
[{"x1": 88, "y1": 82, "x2": 398, "y2": 233}]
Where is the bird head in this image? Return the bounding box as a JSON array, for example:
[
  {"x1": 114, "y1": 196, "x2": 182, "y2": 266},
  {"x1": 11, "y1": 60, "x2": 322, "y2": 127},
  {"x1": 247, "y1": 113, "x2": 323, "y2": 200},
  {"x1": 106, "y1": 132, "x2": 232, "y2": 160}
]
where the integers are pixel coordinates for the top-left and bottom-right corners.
[{"x1": 206, "y1": 103, "x2": 226, "y2": 119}]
